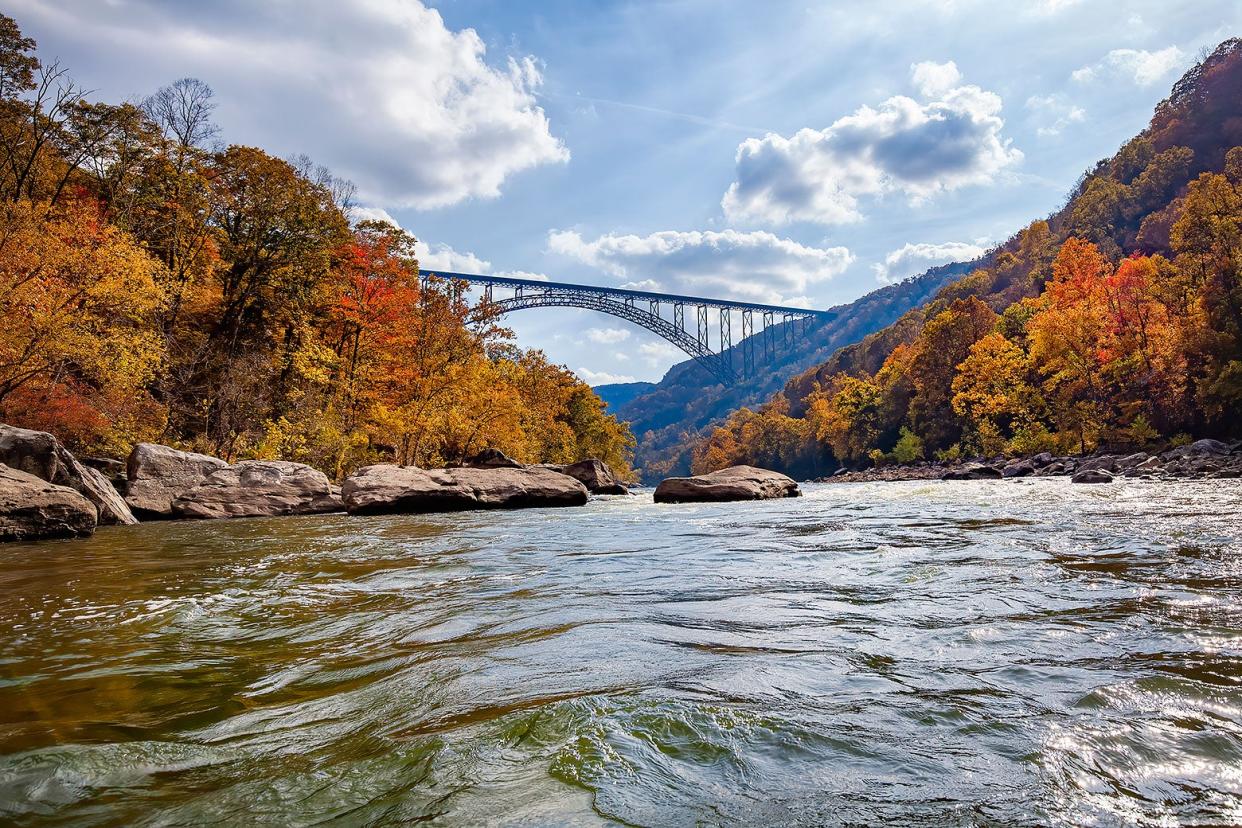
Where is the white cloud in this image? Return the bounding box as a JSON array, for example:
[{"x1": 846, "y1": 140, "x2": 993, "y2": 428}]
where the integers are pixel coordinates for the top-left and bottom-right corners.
[
  {"x1": 872, "y1": 240, "x2": 987, "y2": 284},
  {"x1": 620, "y1": 279, "x2": 662, "y2": 291},
  {"x1": 576, "y1": 367, "x2": 637, "y2": 386},
  {"x1": 20, "y1": 0, "x2": 568, "y2": 209},
  {"x1": 722, "y1": 63, "x2": 1021, "y2": 226},
  {"x1": 350, "y1": 205, "x2": 402, "y2": 228},
  {"x1": 1073, "y1": 46, "x2": 1183, "y2": 87},
  {"x1": 911, "y1": 60, "x2": 962, "y2": 97},
  {"x1": 1031, "y1": 0, "x2": 1082, "y2": 14},
  {"x1": 585, "y1": 327, "x2": 632, "y2": 344},
  {"x1": 548, "y1": 228, "x2": 853, "y2": 305},
  {"x1": 1025, "y1": 94, "x2": 1086, "y2": 137},
  {"x1": 638, "y1": 341, "x2": 683, "y2": 367},
  {"x1": 419, "y1": 242, "x2": 491, "y2": 273}
]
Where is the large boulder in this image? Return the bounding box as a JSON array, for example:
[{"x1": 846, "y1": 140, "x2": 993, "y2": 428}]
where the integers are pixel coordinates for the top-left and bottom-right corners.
[
  {"x1": 941, "y1": 464, "x2": 1003, "y2": 480},
  {"x1": 0, "y1": 424, "x2": 135, "y2": 525},
  {"x1": 342, "y1": 464, "x2": 589, "y2": 515},
  {"x1": 1073, "y1": 468, "x2": 1115, "y2": 484},
  {"x1": 172, "y1": 461, "x2": 344, "y2": 520},
  {"x1": 653, "y1": 465, "x2": 800, "y2": 503},
  {"x1": 560, "y1": 459, "x2": 628, "y2": 495},
  {"x1": 0, "y1": 465, "x2": 97, "y2": 541},
  {"x1": 1001, "y1": 460, "x2": 1035, "y2": 478},
  {"x1": 125, "y1": 443, "x2": 228, "y2": 519},
  {"x1": 462, "y1": 448, "x2": 523, "y2": 469}
]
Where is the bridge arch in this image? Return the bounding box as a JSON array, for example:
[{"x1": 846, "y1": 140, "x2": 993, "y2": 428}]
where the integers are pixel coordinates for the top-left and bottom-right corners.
[{"x1": 421, "y1": 269, "x2": 837, "y2": 387}]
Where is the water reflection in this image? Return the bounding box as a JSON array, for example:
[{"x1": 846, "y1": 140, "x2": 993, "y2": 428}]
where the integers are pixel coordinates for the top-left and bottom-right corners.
[{"x1": 0, "y1": 479, "x2": 1240, "y2": 825}]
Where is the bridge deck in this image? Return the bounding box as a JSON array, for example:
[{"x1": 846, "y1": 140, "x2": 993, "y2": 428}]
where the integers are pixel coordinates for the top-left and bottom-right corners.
[{"x1": 421, "y1": 269, "x2": 838, "y2": 317}]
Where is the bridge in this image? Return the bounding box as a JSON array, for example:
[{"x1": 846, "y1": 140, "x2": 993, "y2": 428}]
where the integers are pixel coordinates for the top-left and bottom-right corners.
[{"x1": 421, "y1": 270, "x2": 838, "y2": 385}]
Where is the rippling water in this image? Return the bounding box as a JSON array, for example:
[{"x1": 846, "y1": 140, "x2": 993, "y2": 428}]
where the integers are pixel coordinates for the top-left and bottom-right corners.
[{"x1": 1, "y1": 479, "x2": 1241, "y2": 826}]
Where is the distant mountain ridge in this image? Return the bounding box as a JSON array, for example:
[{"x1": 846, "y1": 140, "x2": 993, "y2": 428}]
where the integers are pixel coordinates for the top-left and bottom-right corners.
[
  {"x1": 617, "y1": 258, "x2": 978, "y2": 479},
  {"x1": 592, "y1": 381, "x2": 656, "y2": 413}
]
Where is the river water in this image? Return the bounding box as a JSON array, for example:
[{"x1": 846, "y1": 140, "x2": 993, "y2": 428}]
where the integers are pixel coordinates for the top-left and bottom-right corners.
[{"x1": 0, "y1": 479, "x2": 1240, "y2": 826}]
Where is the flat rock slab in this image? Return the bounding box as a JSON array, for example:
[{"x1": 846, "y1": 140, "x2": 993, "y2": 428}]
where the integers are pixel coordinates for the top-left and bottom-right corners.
[
  {"x1": 0, "y1": 424, "x2": 136, "y2": 525},
  {"x1": 342, "y1": 464, "x2": 589, "y2": 515},
  {"x1": 173, "y1": 461, "x2": 344, "y2": 519},
  {"x1": 0, "y1": 465, "x2": 97, "y2": 541},
  {"x1": 126, "y1": 443, "x2": 229, "y2": 519},
  {"x1": 654, "y1": 465, "x2": 800, "y2": 503}
]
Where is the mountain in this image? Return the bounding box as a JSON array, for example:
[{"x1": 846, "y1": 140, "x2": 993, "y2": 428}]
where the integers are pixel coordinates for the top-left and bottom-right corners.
[
  {"x1": 617, "y1": 253, "x2": 978, "y2": 480},
  {"x1": 592, "y1": 381, "x2": 656, "y2": 413}
]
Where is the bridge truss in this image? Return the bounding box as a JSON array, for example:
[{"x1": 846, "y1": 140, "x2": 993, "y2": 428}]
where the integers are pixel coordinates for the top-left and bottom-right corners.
[{"x1": 422, "y1": 270, "x2": 837, "y2": 385}]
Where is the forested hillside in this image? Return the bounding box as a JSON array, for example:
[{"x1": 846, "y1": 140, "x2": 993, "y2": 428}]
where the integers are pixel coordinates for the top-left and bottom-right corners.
[
  {"x1": 677, "y1": 38, "x2": 1242, "y2": 479},
  {"x1": 0, "y1": 14, "x2": 633, "y2": 478},
  {"x1": 619, "y1": 258, "x2": 977, "y2": 479}
]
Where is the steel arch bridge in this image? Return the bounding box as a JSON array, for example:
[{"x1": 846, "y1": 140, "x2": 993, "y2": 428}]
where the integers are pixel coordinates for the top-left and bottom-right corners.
[{"x1": 422, "y1": 270, "x2": 839, "y2": 385}]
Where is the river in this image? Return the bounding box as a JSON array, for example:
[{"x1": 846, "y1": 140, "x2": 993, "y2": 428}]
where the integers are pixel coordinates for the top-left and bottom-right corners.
[{"x1": 0, "y1": 479, "x2": 1239, "y2": 826}]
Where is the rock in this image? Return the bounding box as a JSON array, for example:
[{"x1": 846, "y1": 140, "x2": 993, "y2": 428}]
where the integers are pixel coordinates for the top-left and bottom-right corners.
[
  {"x1": 941, "y1": 464, "x2": 1003, "y2": 480},
  {"x1": 1115, "y1": 452, "x2": 1149, "y2": 470},
  {"x1": 1211, "y1": 469, "x2": 1241, "y2": 479},
  {"x1": 1072, "y1": 469, "x2": 1114, "y2": 484},
  {"x1": 462, "y1": 448, "x2": 523, "y2": 468},
  {"x1": 172, "y1": 461, "x2": 344, "y2": 519},
  {"x1": 79, "y1": 456, "x2": 127, "y2": 490},
  {"x1": 560, "y1": 459, "x2": 628, "y2": 495},
  {"x1": 342, "y1": 464, "x2": 589, "y2": 515},
  {"x1": 1030, "y1": 452, "x2": 1055, "y2": 468},
  {"x1": 1076, "y1": 455, "x2": 1118, "y2": 474},
  {"x1": 0, "y1": 465, "x2": 97, "y2": 541},
  {"x1": 0, "y1": 424, "x2": 136, "y2": 525},
  {"x1": 653, "y1": 465, "x2": 800, "y2": 503},
  {"x1": 1035, "y1": 461, "x2": 1066, "y2": 476},
  {"x1": 125, "y1": 443, "x2": 228, "y2": 519},
  {"x1": 1189, "y1": 438, "x2": 1230, "y2": 455},
  {"x1": 1001, "y1": 461, "x2": 1035, "y2": 478}
]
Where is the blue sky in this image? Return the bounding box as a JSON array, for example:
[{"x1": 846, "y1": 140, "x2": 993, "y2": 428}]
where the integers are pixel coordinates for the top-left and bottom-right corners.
[{"x1": 11, "y1": 0, "x2": 1240, "y2": 383}]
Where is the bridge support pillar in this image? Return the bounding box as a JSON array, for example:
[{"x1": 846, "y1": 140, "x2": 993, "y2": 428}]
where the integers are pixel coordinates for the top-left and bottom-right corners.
[{"x1": 742, "y1": 309, "x2": 754, "y2": 378}]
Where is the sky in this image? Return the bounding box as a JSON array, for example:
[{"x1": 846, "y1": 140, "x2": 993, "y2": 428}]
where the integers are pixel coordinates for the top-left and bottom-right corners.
[{"x1": 10, "y1": 0, "x2": 1241, "y2": 385}]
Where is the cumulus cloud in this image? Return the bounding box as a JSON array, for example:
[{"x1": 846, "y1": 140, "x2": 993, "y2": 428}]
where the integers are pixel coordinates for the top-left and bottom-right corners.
[
  {"x1": 1025, "y1": 94, "x2": 1086, "y2": 137},
  {"x1": 721, "y1": 63, "x2": 1021, "y2": 226},
  {"x1": 575, "y1": 367, "x2": 637, "y2": 386},
  {"x1": 911, "y1": 60, "x2": 962, "y2": 97},
  {"x1": 1072, "y1": 47, "x2": 1183, "y2": 86},
  {"x1": 419, "y1": 243, "x2": 491, "y2": 274},
  {"x1": 585, "y1": 327, "x2": 632, "y2": 344},
  {"x1": 17, "y1": 0, "x2": 568, "y2": 209},
  {"x1": 548, "y1": 228, "x2": 853, "y2": 305},
  {"x1": 872, "y1": 240, "x2": 987, "y2": 284}
]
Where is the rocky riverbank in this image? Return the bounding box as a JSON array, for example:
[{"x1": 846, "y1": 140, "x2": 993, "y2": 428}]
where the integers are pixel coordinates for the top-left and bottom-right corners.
[
  {"x1": 0, "y1": 425, "x2": 639, "y2": 542},
  {"x1": 817, "y1": 439, "x2": 1242, "y2": 485}
]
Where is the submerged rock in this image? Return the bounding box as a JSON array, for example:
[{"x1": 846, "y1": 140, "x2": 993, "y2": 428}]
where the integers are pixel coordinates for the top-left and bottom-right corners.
[
  {"x1": 560, "y1": 459, "x2": 628, "y2": 495},
  {"x1": 172, "y1": 461, "x2": 344, "y2": 519},
  {"x1": 125, "y1": 443, "x2": 228, "y2": 519},
  {"x1": 341, "y1": 464, "x2": 589, "y2": 515},
  {"x1": 0, "y1": 424, "x2": 136, "y2": 525},
  {"x1": 654, "y1": 465, "x2": 800, "y2": 503},
  {"x1": 0, "y1": 465, "x2": 97, "y2": 541}
]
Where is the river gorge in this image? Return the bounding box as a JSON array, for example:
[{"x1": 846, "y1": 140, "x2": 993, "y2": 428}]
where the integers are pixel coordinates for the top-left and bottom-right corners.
[{"x1": 1, "y1": 478, "x2": 1240, "y2": 825}]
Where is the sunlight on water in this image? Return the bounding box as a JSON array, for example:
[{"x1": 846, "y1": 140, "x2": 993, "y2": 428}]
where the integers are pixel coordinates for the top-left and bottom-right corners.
[{"x1": 0, "y1": 479, "x2": 1240, "y2": 825}]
